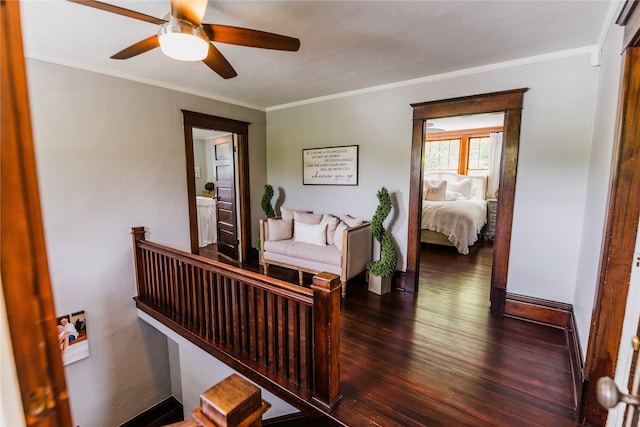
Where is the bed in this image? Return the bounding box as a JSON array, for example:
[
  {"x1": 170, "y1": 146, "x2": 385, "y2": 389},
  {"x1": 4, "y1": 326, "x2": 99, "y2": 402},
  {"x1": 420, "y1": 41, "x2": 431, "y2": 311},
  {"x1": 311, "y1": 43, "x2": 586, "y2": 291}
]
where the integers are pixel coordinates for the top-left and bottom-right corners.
[
  {"x1": 196, "y1": 196, "x2": 217, "y2": 247},
  {"x1": 421, "y1": 172, "x2": 488, "y2": 255}
]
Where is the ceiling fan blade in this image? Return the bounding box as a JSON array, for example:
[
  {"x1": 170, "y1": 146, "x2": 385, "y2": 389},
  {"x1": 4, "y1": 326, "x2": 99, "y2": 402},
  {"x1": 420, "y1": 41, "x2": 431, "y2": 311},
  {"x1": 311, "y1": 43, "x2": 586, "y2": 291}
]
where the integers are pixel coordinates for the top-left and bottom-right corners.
[
  {"x1": 111, "y1": 36, "x2": 160, "y2": 60},
  {"x1": 202, "y1": 44, "x2": 237, "y2": 79},
  {"x1": 66, "y1": 0, "x2": 166, "y2": 25},
  {"x1": 171, "y1": 0, "x2": 208, "y2": 25},
  {"x1": 203, "y1": 24, "x2": 300, "y2": 51}
]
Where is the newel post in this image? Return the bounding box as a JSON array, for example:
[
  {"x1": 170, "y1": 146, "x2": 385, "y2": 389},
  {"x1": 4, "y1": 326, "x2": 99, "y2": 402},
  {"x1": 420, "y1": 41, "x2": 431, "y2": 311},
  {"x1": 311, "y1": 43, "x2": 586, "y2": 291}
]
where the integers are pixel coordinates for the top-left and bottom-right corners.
[
  {"x1": 310, "y1": 272, "x2": 342, "y2": 409},
  {"x1": 131, "y1": 226, "x2": 146, "y2": 298}
]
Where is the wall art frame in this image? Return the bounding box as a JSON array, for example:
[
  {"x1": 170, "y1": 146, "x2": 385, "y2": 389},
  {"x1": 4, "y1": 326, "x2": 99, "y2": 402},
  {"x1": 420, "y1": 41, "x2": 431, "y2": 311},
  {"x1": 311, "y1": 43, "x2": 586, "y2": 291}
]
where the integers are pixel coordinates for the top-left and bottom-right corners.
[{"x1": 302, "y1": 145, "x2": 359, "y2": 185}]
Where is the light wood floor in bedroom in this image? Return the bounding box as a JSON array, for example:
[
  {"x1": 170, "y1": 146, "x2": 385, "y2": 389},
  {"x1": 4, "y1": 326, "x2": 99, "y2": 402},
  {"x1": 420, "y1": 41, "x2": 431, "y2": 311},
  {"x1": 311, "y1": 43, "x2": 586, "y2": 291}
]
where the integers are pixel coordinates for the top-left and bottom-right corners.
[{"x1": 200, "y1": 240, "x2": 578, "y2": 426}]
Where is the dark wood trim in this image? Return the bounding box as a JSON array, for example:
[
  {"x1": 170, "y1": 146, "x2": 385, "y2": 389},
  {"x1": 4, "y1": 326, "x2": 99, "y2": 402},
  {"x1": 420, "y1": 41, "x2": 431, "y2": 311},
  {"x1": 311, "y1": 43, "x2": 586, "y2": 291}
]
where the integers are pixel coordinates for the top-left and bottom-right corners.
[
  {"x1": 505, "y1": 294, "x2": 572, "y2": 329},
  {"x1": 411, "y1": 88, "x2": 528, "y2": 120},
  {"x1": 424, "y1": 126, "x2": 504, "y2": 140},
  {"x1": 581, "y1": 46, "x2": 640, "y2": 426},
  {"x1": 119, "y1": 396, "x2": 183, "y2": 427},
  {"x1": 490, "y1": 106, "x2": 523, "y2": 314},
  {"x1": 567, "y1": 305, "x2": 584, "y2": 415},
  {"x1": 181, "y1": 111, "x2": 252, "y2": 262},
  {"x1": 1, "y1": 1, "x2": 72, "y2": 425},
  {"x1": 407, "y1": 89, "x2": 527, "y2": 316},
  {"x1": 617, "y1": 0, "x2": 640, "y2": 49},
  {"x1": 505, "y1": 293, "x2": 583, "y2": 414}
]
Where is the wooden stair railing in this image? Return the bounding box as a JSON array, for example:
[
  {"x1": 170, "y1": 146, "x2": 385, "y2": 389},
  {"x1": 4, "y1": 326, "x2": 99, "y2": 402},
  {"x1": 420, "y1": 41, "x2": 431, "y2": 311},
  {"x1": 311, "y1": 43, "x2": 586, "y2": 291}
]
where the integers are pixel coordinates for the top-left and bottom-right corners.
[{"x1": 131, "y1": 227, "x2": 342, "y2": 411}]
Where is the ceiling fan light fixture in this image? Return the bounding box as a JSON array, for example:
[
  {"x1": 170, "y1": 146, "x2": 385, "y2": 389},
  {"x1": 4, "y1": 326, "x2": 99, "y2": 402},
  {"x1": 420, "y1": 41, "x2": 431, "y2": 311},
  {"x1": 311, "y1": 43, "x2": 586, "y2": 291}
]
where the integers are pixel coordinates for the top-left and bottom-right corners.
[
  {"x1": 426, "y1": 122, "x2": 445, "y2": 133},
  {"x1": 158, "y1": 18, "x2": 209, "y2": 61}
]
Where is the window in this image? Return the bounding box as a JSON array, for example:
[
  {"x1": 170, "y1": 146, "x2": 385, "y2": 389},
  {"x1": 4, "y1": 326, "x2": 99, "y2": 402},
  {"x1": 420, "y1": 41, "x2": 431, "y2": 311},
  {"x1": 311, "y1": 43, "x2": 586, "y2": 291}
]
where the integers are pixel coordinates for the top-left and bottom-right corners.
[
  {"x1": 424, "y1": 128, "x2": 499, "y2": 176},
  {"x1": 424, "y1": 139, "x2": 459, "y2": 171}
]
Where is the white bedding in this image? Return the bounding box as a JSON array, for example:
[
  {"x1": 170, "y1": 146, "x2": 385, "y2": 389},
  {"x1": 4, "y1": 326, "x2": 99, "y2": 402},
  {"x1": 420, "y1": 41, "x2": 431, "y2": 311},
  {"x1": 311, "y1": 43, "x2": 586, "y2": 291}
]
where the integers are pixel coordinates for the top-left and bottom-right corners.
[
  {"x1": 196, "y1": 196, "x2": 217, "y2": 247},
  {"x1": 421, "y1": 198, "x2": 487, "y2": 255}
]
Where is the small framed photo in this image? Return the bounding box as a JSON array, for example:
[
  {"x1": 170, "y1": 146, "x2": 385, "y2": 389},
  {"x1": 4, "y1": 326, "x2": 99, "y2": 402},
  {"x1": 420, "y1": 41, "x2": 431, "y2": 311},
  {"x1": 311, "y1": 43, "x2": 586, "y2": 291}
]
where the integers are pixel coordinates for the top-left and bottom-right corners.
[{"x1": 56, "y1": 310, "x2": 89, "y2": 366}]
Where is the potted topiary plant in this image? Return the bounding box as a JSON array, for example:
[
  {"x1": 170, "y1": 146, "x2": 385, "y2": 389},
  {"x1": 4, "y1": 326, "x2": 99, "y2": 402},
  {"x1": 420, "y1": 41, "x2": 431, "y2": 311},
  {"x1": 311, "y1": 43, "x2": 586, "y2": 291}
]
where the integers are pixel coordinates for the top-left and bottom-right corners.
[
  {"x1": 204, "y1": 182, "x2": 215, "y2": 197},
  {"x1": 367, "y1": 187, "x2": 397, "y2": 295},
  {"x1": 256, "y1": 184, "x2": 275, "y2": 252}
]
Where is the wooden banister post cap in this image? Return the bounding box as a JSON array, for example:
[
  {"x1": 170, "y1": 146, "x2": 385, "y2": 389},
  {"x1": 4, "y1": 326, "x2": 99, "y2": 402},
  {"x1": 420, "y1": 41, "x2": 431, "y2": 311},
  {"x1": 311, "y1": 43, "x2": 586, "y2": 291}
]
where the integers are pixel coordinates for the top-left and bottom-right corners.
[{"x1": 193, "y1": 374, "x2": 270, "y2": 427}]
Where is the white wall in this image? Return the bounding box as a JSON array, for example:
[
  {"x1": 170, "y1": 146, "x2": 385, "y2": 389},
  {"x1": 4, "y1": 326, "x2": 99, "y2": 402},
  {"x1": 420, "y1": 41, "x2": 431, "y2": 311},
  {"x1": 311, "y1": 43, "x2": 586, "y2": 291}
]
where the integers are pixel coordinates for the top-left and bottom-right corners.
[
  {"x1": 573, "y1": 23, "x2": 625, "y2": 357},
  {"x1": 26, "y1": 59, "x2": 267, "y2": 426},
  {"x1": 267, "y1": 53, "x2": 599, "y2": 304},
  {"x1": 193, "y1": 138, "x2": 208, "y2": 194}
]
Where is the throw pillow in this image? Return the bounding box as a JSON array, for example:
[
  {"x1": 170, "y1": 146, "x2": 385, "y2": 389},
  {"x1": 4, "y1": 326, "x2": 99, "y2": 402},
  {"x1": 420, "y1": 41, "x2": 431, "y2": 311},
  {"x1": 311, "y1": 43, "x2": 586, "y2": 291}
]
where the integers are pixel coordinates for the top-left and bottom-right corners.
[
  {"x1": 341, "y1": 215, "x2": 364, "y2": 228},
  {"x1": 280, "y1": 207, "x2": 312, "y2": 220},
  {"x1": 294, "y1": 211, "x2": 323, "y2": 224},
  {"x1": 424, "y1": 180, "x2": 447, "y2": 201},
  {"x1": 321, "y1": 214, "x2": 339, "y2": 246},
  {"x1": 266, "y1": 218, "x2": 292, "y2": 241},
  {"x1": 447, "y1": 179, "x2": 472, "y2": 198},
  {"x1": 334, "y1": 221, "x2": 348, "y2": 249},
  {"x1": 294, "y1": 222, "x2": 327, "y2": 246}
]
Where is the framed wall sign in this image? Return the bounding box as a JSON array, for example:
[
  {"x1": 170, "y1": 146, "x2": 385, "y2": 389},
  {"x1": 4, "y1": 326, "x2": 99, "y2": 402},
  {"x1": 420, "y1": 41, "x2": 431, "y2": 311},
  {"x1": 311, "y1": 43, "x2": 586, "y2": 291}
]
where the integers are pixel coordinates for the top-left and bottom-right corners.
[{"x1": 303, "y1": 145, "x2": 359, "y2": 185}]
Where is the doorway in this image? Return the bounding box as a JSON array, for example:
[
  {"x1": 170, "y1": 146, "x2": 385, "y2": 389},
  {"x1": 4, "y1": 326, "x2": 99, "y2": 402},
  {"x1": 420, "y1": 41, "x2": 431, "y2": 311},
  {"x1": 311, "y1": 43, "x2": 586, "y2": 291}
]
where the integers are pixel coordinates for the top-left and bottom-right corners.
[
  {"x1": 419, "y1": 112, "x2": 504, "y2": 298},
  {"x1": 406, "y1": 89, "x2": 527, "y2": 314},
  {"x1": 182, "y1": 110, "x2": 252, "y2": 263}
]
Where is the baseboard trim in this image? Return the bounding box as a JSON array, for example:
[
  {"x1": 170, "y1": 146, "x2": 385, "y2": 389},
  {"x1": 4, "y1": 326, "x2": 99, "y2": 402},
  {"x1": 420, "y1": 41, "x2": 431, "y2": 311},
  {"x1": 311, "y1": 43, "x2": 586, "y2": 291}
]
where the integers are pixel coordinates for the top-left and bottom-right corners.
[
  {"x1": 393, "y1": 270, "x2": 406, "y2": 291},
  {"x1": 504, "y1": 293, "x2": 571, "y2": 328},
  {"x1": 505, "y1": 293, "x2": 584, "y2": 414},
  {"x1": 119, "y1": 396, "x2": 183, "y2": 427}
]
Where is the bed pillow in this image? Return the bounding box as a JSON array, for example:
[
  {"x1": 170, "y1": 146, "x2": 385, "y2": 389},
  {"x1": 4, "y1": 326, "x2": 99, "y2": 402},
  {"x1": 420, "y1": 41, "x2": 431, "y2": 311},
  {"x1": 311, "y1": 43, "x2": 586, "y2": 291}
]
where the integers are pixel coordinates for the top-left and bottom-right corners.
[
  {"x1": 266, "y1": 218, "x2": 293, "y2": 241},
  {"x1": 294, "y1": 222, "x2": 327, "y2": 246},
  {"x1": 341, "y1": 215, "x2": 364, "y2": 228},
  {"x1": 294, "y1": 211, "x2": 323, "y2": 224},
  {"x1": 280, "y1": 207, "x2": 312, "y2": 220},
  {"x1": 445, "y1": 191, "x2": 466, "y2": 201},
  {"x1": 334, "y1": 221, "x2": 348, "y2": 249},
  {"x1": 424, "y1": 180, "x2": 447, "y2": 201},
  {"x1": 321, "y1": 214, "x2": 340, "y2": 246},
  {"x1": 447, "y1": 179, "x2": 472, "y2": 199}
]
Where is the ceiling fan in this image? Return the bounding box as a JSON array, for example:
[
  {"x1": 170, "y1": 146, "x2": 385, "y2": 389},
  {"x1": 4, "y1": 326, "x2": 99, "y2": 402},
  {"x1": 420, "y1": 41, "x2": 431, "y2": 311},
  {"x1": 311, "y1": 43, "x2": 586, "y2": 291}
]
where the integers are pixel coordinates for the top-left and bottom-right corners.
[{"x1": 67, "y1": 0, "x2": 300, "y2": 79}]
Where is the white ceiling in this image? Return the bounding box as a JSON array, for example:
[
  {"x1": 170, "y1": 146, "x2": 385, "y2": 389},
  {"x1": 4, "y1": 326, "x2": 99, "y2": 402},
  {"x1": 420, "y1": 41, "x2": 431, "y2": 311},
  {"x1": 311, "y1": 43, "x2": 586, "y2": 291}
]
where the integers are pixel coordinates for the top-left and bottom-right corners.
[{"x1": 20, "y1": 0, "x2": 618, "y2": 111}]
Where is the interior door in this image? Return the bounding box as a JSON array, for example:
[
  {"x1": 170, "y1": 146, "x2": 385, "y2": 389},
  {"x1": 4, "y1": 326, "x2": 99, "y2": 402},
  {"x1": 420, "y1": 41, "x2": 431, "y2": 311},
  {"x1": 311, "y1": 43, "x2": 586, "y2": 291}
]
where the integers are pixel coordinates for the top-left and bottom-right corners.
[{"x1": 213, "y1": 135, "x2": 239, "y2": 260}]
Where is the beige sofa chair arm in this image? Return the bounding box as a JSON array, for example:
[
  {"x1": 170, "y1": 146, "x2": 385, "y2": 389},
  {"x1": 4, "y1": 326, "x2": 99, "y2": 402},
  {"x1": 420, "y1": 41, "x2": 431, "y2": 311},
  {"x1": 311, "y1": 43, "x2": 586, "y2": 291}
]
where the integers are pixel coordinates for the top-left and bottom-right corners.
[{"x1": 341, "y1": 222, "x2": 372, "y2": 284}]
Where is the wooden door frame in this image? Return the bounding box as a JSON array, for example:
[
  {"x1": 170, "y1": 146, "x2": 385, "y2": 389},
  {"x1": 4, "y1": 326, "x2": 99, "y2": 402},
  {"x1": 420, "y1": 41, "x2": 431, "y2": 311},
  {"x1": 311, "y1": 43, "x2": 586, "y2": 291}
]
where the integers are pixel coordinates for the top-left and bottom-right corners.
[
  {"x1": 581, "y1": 2, "x2": 640, "y2": 423},
  {"x1": 406, "y1": 89, "x2": 527, "y2": 314},
  {"x1": 1, "y1": 1, "x2": 72, "y2": 424},
  {"x1": 182, "y1": 110, "x2": 252, "y2": 262}
]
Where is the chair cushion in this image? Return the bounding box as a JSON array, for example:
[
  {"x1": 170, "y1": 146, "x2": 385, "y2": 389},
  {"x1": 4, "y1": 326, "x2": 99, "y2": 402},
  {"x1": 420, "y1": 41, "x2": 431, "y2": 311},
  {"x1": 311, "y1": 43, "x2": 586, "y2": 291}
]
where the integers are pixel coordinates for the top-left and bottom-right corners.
[{"x1": 263, "y1": 240, "x2": 341, "y2": 267}]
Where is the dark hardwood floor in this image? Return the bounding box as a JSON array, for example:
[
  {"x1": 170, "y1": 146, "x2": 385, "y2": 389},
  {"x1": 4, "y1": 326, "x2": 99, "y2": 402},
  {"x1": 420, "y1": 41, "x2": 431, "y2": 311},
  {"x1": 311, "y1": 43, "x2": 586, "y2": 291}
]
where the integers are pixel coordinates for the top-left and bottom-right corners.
[{"x1": 200, "y1": 241, "x2": 577, "y2": 426}]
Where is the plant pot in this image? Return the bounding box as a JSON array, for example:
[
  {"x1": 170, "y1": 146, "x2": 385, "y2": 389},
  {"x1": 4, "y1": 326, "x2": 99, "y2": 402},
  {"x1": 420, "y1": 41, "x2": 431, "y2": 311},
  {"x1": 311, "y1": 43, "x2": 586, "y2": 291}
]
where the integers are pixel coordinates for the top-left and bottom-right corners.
[{"x1": 368, "y1": 273, "x2": 391, "y2": 295}]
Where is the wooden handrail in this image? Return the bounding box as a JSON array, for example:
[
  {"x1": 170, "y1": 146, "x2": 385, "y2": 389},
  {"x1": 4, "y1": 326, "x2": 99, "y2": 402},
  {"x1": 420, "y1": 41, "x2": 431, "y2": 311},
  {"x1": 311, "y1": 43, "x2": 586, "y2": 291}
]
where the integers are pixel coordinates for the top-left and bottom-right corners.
[{"x1": 131, "y1": 227, "x2": 341, "y2": 410}]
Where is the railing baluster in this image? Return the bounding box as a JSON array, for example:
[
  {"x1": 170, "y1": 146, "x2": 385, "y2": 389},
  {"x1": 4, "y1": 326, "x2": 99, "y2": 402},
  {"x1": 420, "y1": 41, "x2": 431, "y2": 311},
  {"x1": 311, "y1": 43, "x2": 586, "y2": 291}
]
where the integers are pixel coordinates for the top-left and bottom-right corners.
[
  {"x1": 282, "y1": 298, "x2": 289, "y2": 377},
  {"x1": 213, "y1": 274, "x2": 221, "y2": 342},
  {"x1": 131, "y1": 228, "x2": 339, "y2": 407},
  {"x1": 242, "y1": 283, "x2": 250, "y2": 354},
  {"x1": 293, "y1": 302, "x2": 301, "y2": 384},
  {"x1": 305, "y1": 305, "x2": 312, "y2": 388},
  {"x1": 203, "y1": 271, "x2": 211, "y2": 340},
  {"x1": 262, "y1": 289, "x2": 269, "y2": 366},
  {"x1": 271, "y1": 293, "x2": 278, "y2": 371}
]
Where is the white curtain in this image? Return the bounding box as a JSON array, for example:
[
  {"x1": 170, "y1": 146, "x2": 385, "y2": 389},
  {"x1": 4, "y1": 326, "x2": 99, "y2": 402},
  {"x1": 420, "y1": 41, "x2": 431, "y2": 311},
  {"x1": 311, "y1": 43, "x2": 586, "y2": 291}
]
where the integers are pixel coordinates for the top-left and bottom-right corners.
[{"x1": 488, "y1": 132, "x2": 503, "y2": 199}]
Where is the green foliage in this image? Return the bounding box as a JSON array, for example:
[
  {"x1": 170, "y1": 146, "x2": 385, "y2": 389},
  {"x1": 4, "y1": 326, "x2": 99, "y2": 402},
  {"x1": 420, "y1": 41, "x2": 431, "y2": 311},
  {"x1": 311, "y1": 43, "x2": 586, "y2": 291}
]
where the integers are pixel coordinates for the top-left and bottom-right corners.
[
  {"x1": 261, "y1": 184, "x2": 275, "y2": 218},
  {"x1": 204, "y1": 182, "x2": 214, "y2": 191},
  {"x1": 256, "y1": 184, "x2": 275, "y2": 251},
  {"x1": 366, "y1": 187, "x2": 398, "y2": 278}
]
